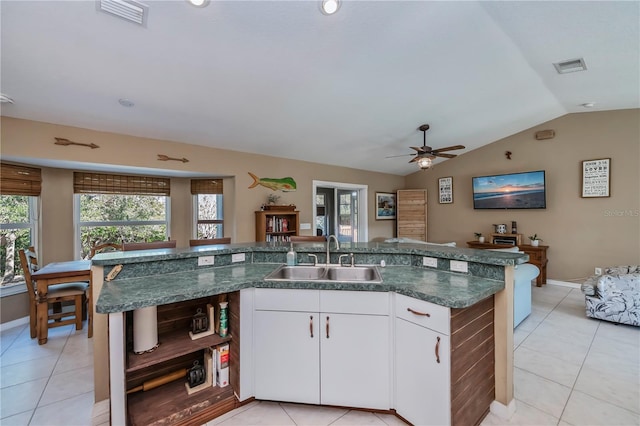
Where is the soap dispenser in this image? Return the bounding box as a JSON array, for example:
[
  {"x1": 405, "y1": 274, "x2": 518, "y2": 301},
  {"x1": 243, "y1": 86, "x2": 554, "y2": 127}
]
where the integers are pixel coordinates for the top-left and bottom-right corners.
[{"x1": 286, "y1": 242, "x2": 297, "y2": 266}]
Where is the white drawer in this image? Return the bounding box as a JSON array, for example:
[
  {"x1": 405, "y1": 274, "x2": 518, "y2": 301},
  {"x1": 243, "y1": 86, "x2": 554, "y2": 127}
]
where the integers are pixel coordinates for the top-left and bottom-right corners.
[
  {"x1": 320, "y1": 290, "x2": 389, "y2": 315},
  {"x1": 254, "y1": 288, "x2": 319, "y2": 312},
  {"x1": 395, "y1": 293, "x2": 450, "y2": 335}
]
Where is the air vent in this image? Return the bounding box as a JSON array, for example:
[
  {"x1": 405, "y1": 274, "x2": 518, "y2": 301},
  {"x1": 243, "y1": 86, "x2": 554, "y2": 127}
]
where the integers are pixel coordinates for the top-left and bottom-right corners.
[
  {"x1": 97, "y1": 0, "x2": 149, "y2": 27},
  {"x1": 553, "y1": 58, "x2": 587, "y2": 74}
]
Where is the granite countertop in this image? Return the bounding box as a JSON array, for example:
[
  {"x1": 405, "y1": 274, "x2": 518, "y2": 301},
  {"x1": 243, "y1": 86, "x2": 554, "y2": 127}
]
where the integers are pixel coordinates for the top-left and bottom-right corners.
[
  {"x1": 96, "y1": 263, "x2": 505, "y2": 314},
  {"x1": 91, "y1": 241, "x2": 528, "y2": 266}
]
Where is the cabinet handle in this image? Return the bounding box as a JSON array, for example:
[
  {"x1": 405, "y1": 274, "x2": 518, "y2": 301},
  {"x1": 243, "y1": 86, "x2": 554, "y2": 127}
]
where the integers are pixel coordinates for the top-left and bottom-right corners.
[
  {"x1": 435, "y1": 336, "x2": 441, "y2": 364},
  {"x1": 310, "y1": 315, "x2": 314, "y2": 338},
  {"x1": 326, "y1": 316, "x2": 330, "y2": 339},
  {"x1": 407, "y1": 307, "x2": 431, "y2": 317}
]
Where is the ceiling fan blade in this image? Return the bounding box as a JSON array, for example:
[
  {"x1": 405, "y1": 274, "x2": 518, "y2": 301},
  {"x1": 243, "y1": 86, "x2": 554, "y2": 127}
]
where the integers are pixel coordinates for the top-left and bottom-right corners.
[
  {"x1": 385, "y1": 153, "x2": 415, "y2": 159},
  {"x1": 430, "y1": 144, "x2": 465, "y2": 153},
  {"x1": 410, "y1": 146, "x2": 430, "y2": 153},
  {"x1": 433, "y1": 153, "x2": 457, "y2": 158}
]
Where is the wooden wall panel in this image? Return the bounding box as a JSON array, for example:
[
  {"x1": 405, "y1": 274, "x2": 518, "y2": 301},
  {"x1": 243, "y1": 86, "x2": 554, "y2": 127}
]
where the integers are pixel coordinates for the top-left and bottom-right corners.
[
  {"x1": 396, "y1": 189, "x2": 427, "y2": 241},
  {"x1": 450, "y1": 296, "x2": 495, "y2": 426}
]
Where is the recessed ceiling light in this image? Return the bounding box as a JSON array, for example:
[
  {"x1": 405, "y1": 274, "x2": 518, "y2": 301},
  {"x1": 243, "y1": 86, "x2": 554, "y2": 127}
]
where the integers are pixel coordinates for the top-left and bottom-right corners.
[
  {"x1": 0, "y1": 93, "x2": 14, "y2": 104},
  {"x1": 320, "y1": 0, "x2": 340, "y2": 15},
  {"x1": 581, "y1": 102, "x2": 596, "y2": 108},
  {"x1": 553, "y1": 58, "x2": 587, "y2": 74},
  {"x1": 188, "y1": 0, "x2": 210, "y2": 7},
  {"x1": 118, "y1": 98, "x2": 135, "y2": 107}
]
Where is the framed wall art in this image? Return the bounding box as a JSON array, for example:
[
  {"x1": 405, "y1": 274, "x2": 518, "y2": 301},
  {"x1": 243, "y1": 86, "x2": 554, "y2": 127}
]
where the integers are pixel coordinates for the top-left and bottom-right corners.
[
  {"x1": 438, "y1": 177, "x2": 453, "y2": 204},
  {"x1": 375, "y1": 192, "x2": 396, "y2": 220},
  {"x1": 581, "y1": 158, "x2": 610, "y2": 198}
]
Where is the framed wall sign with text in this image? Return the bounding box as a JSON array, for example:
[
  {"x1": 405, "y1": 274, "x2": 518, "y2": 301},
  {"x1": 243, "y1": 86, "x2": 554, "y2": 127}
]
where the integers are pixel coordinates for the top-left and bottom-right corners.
[
  {"x1": 581, "y1": 158, "x2": 610, "y2": 198},
  {"x1": 438, "y1": 177, "x2": 453, "y2": 204}
]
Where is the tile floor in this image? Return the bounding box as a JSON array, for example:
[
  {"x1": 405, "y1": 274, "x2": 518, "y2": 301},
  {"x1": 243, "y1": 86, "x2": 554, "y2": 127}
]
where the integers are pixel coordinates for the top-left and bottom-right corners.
[{"x1": 1, "y1": 284, "x2": 638, "y2": 426}]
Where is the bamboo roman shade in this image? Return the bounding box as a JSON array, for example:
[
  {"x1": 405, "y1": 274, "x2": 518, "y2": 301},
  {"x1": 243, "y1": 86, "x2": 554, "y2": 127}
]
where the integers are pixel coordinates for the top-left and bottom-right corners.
[
  {"x1": 74, "y1": 172, "x2": 170, "y2": 195},
  {"x1": 191, "y1": 179, "x2": 223, "y2": 195},
  {"x1": 0, "y1": 163, "x2": 42, "y2": 196}
]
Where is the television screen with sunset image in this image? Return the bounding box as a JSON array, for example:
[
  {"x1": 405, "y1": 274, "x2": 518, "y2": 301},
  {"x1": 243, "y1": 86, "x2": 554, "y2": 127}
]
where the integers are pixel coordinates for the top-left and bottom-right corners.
[{"x1": 472, "y1": 170, "x2": 546, "y2": 209}]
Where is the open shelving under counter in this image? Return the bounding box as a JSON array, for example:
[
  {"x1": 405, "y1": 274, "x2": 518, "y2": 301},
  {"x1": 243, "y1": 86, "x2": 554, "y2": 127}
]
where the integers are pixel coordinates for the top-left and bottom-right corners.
[
  {"x1": 120, "y1": 292, "x2": 242, "y2": 426},
  {"x1": 127, "y1": 378, "x2": 236, "y2": 426}
]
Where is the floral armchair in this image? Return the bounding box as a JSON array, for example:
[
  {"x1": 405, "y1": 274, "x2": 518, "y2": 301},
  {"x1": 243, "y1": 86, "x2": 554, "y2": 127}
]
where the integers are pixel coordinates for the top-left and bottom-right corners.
[{"x1": 581, "y1": 265, "x2": 640, "y2": 327}]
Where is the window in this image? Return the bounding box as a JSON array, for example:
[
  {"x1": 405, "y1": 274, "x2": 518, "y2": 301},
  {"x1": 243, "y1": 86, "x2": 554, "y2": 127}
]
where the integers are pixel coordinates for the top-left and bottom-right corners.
[
  {"x1": 0, "y1": 195, "x2": 38, "y2": 286},
  {"x1": 1, "y1": 163, "x2": 41, "y2": 288},
  {"x1": 192, "y1": 179, "x2": 224, "y2": 239},
  {"x1": 74, "y1": 172, "x2": 171, "y2": 259}
]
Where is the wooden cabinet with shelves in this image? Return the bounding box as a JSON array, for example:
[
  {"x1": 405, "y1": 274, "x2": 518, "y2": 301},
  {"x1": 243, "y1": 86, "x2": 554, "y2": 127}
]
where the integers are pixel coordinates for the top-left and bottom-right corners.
[
  {"x1": 466, "y1": 241, "x2": 549, "y2": 286},
  {"x1": 124, "y1": 293, "x2": 241, "y2": 426},
  {"x1": 255, "y1": 210, "x2": 299, "y2": 242}
]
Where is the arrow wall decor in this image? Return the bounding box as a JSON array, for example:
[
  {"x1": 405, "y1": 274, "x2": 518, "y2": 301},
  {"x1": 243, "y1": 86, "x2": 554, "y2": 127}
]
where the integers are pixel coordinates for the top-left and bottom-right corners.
[
  {"x1": 157, "y1": 154, "x2": 189, "y2": 163},
  {"x1": 54, "y1": 137, "x2": 99, "y2": 149}
]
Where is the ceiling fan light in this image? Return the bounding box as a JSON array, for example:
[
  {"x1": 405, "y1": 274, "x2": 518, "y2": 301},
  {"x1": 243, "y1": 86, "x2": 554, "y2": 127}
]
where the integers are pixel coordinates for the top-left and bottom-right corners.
[{"x1": 417, "y1": 157, "x2": 432, "y2": 170}]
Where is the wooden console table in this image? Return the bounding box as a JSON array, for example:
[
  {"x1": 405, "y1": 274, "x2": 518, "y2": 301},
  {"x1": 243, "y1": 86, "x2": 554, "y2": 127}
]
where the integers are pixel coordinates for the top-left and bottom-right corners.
[{"x1": 467, "y1": 241, "x2": 548, "y2": 286}]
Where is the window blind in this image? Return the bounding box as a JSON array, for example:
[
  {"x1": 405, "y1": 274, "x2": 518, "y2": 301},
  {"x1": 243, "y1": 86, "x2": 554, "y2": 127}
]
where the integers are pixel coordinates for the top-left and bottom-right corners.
[
  {"x1": 0, "y1": 163, "x2": 42, "y2": 196},
  {"x1": 74, "y1": 172, "x2": 170, "y2": 195},
  {"x1": 191, "y1": 179, "x2": 223, "y2": 195}
]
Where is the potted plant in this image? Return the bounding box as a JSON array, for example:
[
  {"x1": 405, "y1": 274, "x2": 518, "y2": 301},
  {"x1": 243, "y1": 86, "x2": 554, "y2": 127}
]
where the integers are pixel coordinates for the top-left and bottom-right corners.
[
  {"x1": 267, "y1": 193, "x2": 280, "y2": 205},
  {"x1": 474, "y1": 232, "x2": 485, "y2": 243},
  {"x1": 528, "y1": 234, "x2": 542, "y2": 247}
]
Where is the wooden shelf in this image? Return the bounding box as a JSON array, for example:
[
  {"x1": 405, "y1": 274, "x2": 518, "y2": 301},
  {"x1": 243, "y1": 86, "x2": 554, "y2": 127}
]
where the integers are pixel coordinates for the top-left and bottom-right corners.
[
  {"x1": 127, "y1": 329, "x2": 232, "y2": 373},
  {"x1": 255, "y1": 210, "x2": 299, "y2": 242},
  {"x1": 127, "y1": 376, "x2": 236, "y2": 426}
]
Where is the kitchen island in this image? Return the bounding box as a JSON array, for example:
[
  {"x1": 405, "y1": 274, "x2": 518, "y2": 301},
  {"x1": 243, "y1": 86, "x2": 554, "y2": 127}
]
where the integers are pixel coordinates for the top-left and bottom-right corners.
[{"x1": 93, "y1": 242, "x2": 525, "y2": 425}]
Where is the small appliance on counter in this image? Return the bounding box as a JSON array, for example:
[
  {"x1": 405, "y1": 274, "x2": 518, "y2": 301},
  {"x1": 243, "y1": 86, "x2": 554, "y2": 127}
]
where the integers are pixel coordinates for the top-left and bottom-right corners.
[{"x1": 493, "y1": 224, "x2": 507, "y2": 234}]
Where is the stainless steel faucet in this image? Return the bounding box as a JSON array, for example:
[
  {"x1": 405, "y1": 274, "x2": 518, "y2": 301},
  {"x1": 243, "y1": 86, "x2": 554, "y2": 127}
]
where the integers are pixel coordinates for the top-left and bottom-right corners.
[{"x1": 326, "y1": 235, "x2": 339, "y2": 265}]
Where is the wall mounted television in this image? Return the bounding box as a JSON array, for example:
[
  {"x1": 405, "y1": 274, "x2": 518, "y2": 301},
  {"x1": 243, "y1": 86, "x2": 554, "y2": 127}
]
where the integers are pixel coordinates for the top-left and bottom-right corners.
[{"x1": 472, "y1": 170, "x2": 546, "y2": 209}]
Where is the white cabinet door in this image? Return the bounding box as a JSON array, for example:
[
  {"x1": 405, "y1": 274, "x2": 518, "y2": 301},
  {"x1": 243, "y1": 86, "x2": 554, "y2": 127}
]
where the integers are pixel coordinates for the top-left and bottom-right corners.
[
  {"x1": 395, "y1": 317, "x2": 450, "y2": 426},
  {"x1": 254, "y1": 310, "x2": 320, "y2": 404},
  {"x1": 321, "y1": 313, "x2": 390, "y2": 410}
]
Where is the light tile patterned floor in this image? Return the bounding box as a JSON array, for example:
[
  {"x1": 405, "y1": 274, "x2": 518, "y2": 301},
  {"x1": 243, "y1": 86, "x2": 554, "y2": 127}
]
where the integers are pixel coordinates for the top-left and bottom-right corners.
[{"x1": 1, "y1": 284, "x2": 638, "y2": 426}]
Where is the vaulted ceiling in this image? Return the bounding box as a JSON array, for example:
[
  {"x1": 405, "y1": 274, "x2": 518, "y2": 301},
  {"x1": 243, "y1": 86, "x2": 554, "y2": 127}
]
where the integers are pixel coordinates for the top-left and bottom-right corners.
[{"x1": 1, "y1": 1, "x2": 638, "y2": 176}]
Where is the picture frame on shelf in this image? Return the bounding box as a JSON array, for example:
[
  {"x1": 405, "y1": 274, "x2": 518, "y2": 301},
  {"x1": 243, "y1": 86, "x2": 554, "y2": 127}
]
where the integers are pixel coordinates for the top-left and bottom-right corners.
[
  {"x1": 581, "y1": 158, "x2": 610, "y2": 198},
  {"x1": 375, "y1": 192, "x2": 396, "y2": 220},
  {"x1": 438, "y1": 177, "x2": 453, "y2": 204}
]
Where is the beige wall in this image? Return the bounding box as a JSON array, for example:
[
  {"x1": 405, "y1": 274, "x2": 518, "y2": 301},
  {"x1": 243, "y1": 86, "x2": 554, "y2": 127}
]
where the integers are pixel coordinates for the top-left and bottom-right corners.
[
  {"x1": 0, "y1": 292, "x2": 29, "y2": 323},
  {"x1": 2, "y1": 116, "x2": 404, "y2": 254},
  {"x1": 405, "y1": 109, "x2": 640, "y2": 282},
  {"x1": 1, "y1": 116, "x2": 405, "y2": 323}
]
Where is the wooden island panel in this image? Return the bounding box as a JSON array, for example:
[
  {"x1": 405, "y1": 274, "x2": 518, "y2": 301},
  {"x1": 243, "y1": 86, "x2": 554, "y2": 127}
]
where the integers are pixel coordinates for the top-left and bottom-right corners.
[{"x1": 450, "y1": 296, "x2": 495, "y2": 426}]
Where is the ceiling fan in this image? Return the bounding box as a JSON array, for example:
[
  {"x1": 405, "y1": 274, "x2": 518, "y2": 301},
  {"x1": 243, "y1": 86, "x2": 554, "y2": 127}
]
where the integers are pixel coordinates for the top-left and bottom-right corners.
[{"x1": 388, "y1": 124, "x2": 465, "y2": 169}]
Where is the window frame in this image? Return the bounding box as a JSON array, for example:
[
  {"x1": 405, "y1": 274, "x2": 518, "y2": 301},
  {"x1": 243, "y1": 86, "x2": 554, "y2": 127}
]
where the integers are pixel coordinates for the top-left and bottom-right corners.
[
  {"x1": 74, "y1": 194, "x2": 171, "y2": 259},
  {"x1": 0, "y1": 195, "x2": 38, "y2": 293},
  {"x1": 192, "y1": 193, "x2": 224, "y2": 239}
]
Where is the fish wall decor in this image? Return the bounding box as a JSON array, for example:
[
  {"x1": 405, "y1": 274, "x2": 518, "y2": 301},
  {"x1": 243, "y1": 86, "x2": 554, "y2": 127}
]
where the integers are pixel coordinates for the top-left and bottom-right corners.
[{"x1": 248, "y1": 172, "x2": 297, "y2": 192}]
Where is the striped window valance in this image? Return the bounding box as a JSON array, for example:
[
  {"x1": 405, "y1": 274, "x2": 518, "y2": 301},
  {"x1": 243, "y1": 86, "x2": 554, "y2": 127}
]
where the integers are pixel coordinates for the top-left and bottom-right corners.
[
  {"x1": 191, "y1": 179, "x2": 223, "y2": 195},
  {"x1": 74, "y1": 172, "x2": 170, "y2": 196},
  {"x1": 0, "y1": 163, "x2": 42, "y2": 196}
]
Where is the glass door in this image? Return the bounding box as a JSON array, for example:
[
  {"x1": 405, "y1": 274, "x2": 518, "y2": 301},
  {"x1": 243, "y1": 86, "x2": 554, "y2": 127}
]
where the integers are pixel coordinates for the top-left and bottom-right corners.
[
  {"x1": 312, "y1": 181, "x2": 368, "y2": 243},
  {"x1": 337, "y1": 190, "x2": 358, "y2": 243}
]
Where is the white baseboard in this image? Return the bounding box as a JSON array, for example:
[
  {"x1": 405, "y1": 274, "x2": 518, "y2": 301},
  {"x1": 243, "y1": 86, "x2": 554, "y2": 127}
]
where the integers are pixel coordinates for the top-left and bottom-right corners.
[
  {"x1": 490, "y1": 399, "x2": 517, "y2": 419},
  {"x1": 546, "y1": 279, "x2": 581, "y2": 288},
  {"x1": 0, "y1": 316, "x2": 29, "y2": 332}
]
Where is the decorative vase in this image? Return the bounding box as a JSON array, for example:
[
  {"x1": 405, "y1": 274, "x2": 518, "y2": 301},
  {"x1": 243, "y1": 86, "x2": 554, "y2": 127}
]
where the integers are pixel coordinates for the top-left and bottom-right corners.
[
  {"x1": 478, "y1": 236, "x2": 485, "y2": 243},
  {"x1": 531, "y1": 239, "x2": 539, "y2": 247}
]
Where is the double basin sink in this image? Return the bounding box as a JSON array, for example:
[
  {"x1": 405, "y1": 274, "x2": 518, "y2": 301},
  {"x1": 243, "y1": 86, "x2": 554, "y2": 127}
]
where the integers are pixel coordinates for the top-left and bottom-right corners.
[{"x1": 264, "y1": 264, "x2": 382, "y2": 283}]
